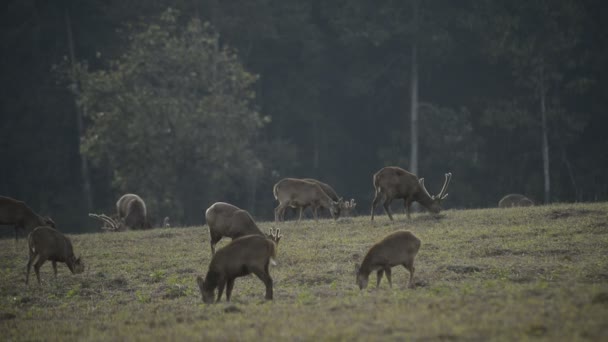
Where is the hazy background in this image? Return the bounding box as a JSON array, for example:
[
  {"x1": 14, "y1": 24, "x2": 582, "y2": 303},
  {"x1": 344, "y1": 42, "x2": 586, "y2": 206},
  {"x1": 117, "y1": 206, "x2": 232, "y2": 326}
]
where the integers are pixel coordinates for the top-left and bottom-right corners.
[{"x1": 1, "y1": 0, "x2": 607, "y2": 232}]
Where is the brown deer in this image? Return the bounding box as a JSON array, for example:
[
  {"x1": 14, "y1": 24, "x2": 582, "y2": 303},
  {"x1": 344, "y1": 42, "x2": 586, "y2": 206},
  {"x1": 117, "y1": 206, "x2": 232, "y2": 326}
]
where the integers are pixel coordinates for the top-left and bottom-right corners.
[
  {"x1": 355, "y1": 230, "x2": 421, "y2": 290},
  {"x1": 273, "y1": 178, "x2": 343, "y2": 222},
  {"x1": 89, "y1": 193, "x2": 150, "y2": 231},
  {"x1": 26, "y1": 226, "x2": 84, "y2": 285},
  {"x1": 370, "y1": 167, "x2": 452, "y2": 221},
  {"x1": 196, "y1": 234, "x2": 276, "y2": 303},
  {"x1": 498, "y1": 194, "x2": 535, "y2": 208},
  {"x1": 205, "y1": 202, "x2": 281, "y2": 255},
  {"x1": 0, "y1": 196, "x2": 56, "y2": 242}
]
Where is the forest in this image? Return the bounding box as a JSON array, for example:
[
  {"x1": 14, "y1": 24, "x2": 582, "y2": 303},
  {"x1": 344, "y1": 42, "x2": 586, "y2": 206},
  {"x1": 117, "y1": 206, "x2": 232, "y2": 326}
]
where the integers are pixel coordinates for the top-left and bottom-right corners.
[{"x1": 1, "y1": 0, "x2": 607, "y2": 231}]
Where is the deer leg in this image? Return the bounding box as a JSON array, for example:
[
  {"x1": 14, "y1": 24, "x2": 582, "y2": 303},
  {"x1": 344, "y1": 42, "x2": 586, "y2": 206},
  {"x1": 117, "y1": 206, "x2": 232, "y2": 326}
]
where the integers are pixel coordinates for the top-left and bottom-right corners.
[
  {"x1": 34, "y1": 257, "x2": 46, "y2": 285},
  {"x1": 225, "y1": 278, "x2": 236, "y2": 302},
  {"x1": 376, "y1": 269, "x2": 384, "y2": 288},
  {"x1": 52, "y1": 261, "x2": 58, "y2": 279},
  {"x1": 297, "y1": 207, "x2": 304, "y2": 223},
  {"x1": 216, "y1": 278, "x2": 226, "y2": 303},
  {"x1": 274, "y1": 204, "x2": 282, "y2": 222},
  {"x1": 383, "y1": 198, "x2": 394, "y2": 221},
  {"x1": 404, "y1": 261, "x2": 416, "y2": 289},
  {"x1": 252, "y1": 268, "x2": 273, "y2": 300},
  {"x1": 25, "y1": 254, "x2": 36, "y2": 285},
  {"x1": 210, "y1": 233, "x2": 221, "y2": 255},
  {"x1": 405, "y1": 197, "x2": 413, "y2": 220},
  {"x1": 312, "y1": 206, "x2": 319, "y2": 221},
  {"x1": 384, "y1": 267, "x2": 392, "y2": 288},
  {"x1": 371, "y1": 192, "x2": 383, "y2": 221}
]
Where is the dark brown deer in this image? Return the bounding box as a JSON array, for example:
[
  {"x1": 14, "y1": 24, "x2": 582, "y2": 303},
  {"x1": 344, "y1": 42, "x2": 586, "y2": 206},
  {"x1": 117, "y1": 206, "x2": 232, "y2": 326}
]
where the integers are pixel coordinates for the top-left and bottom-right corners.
[
  {"x1": 26, "y1": 226, "x2": 84, "y2": 285},
  {"x1": 89, "y1": 193, "x2": 150, "y2": 231},
  {"x1": 355, "y1": 230, "x2": 421, "y2": 290},
  {"x1": 0, "y1": 196, "x2": 56, "y2": 242},
  {"x1": 273, "y1": 178, "x2": 343, "y2": 222},
  {"x1": 196, "y1": 234, "x2": 276, "y2": 303},
  {"x1": 498, "y1": 194, "x2": 535, "y2": 208},
  {"x1": 370, "y1": 167, "x2": 452, "y2": 221},
  {"x1": 205, "y1": 202, "x2": 281, "y2": 255}
]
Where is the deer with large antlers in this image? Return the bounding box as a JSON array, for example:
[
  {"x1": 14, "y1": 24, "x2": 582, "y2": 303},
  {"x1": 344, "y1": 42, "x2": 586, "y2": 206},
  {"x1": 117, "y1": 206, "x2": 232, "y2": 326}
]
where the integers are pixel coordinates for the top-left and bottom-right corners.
[
  {"x1": 89, "y1": 193, "x2": 151, "y2": 231},
  {"x1": 370, "y1": 167, "x2": 452, "y2": 221},
  {"x1": 205, "y1": 202, "x2": 281, "y2": 255}
]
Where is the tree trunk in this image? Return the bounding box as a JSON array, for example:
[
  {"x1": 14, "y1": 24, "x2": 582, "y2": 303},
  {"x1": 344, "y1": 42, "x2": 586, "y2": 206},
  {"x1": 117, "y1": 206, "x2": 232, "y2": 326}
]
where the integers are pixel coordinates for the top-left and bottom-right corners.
[
  {"x1": 539, "y1": 63, "x2": 550, "y2": 204},
  {"x1": 409, "y1": 0, "x2": 419, "y2": 176},
  {"x1": 65, "y1": 6, "x2": 93, "y2": 212}
]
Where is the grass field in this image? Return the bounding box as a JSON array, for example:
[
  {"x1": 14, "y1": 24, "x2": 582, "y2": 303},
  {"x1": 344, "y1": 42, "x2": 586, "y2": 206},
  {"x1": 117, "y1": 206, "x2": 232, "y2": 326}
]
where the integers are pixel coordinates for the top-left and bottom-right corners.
[{"x1": 1, "y1": 202, "x2": 608, "y2": 341}]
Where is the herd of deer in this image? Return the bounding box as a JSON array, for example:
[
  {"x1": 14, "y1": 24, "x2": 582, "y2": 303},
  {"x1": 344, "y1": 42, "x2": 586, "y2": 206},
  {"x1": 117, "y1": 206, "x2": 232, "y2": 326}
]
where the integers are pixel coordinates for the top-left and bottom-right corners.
[{"x1": 1, "y1": 166, "x2": 536, "y2": 303}]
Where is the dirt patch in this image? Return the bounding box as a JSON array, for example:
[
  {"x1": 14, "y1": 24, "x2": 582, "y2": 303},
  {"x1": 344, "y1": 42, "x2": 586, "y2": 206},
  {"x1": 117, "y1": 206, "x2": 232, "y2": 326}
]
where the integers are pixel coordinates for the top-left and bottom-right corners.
[
  {"x1": 526, "y1": 324, "x2": 548, "y2": 337},
  {"x1": 107, "y1": 276, "x2": 129, "y2": 289},
  {"x1": 153, "y1": 232, "x2": 174, "y2": 239},
  {"x1": 0, "y1": 312, "x2": 16, "y2": 320},
  {"x1": 547, "y1": 208, "x2": 598, "y2": 220},
  {"x1": 470, "y1": 248, "x2": 512, "y2": 258},
  {"x1": 297, "y1": 275, "x2": 335, "y2": 285},
  {"x1": 176, "y1": 268, "x2": 196, "y2": 274},
  {"x1": 224, "y1": 305, "x2": 242, "y2": 313},
  {"x1": 592, "y1": 292, "x2": 608, "y2": 304},
  {"x1": 446, "y1": 265, "x2": 482, "y2": 274}
]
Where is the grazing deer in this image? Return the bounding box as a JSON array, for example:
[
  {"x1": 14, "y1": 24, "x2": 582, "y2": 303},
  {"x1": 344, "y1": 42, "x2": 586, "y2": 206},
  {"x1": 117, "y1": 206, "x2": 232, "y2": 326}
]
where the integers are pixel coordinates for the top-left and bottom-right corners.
[
  {"x1": 273, "y1": 178, "x2": 343, "y2": 222},
  {"x1": 370, "y1": 167, "x2": 452, "y2": 221},
  {"x1": 196, "y1": 234, "x2": 277, "y2": 303},
  {"x1": 89, "y1": 193, "x2": 150, "y2": 231},
  {"x1": 498, "y1": 194, "x2": 535, "y2": 208},
  {"x1": 26, "y1": 226, "x2": 84, "y2": 285},
  {"x1": 355, "y1": 230, "x2": 421, "y2": 290},
  {"x1": 205, "y1": 202, "x2": 281, "y2": 255},
  {"x1": 0, "y1": 196, "x2": 56, "y2": 242}
]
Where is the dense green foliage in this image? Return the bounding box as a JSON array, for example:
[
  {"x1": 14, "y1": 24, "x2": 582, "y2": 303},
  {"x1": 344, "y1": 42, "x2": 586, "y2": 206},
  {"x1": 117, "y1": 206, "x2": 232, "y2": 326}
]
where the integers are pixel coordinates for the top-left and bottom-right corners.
[
  {"x1": 1, "y1": 203, "x2": 607, "y2": 339},
  {"x1": 1, "y1": 1, "x2": 607, "y2": 230}
]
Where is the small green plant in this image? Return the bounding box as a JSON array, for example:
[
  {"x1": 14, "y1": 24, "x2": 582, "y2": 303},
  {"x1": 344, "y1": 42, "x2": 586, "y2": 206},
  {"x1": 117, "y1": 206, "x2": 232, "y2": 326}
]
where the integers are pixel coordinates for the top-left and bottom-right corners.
[
  {"x1": 135, "y1": 290, "x2": 151, "y2": 303},
  {"x1": 149, "y1": 270, "x2": 166, "y2": 283}
]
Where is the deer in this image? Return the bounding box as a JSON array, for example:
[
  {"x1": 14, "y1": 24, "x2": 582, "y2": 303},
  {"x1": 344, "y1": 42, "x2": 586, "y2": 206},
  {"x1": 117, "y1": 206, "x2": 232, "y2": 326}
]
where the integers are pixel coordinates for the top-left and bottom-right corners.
[
  {"x1": 196, "y1": 234, "x2": 277, "y2": 303},
  {"x1": 370, "y1": 167, "x2": 452, "y2": 221},
  {"x1": 355, "y1": 230, "x2": 421, "y2": 290},
  {"x1": 205, "y1": 202, "x2": 281, "y2": 255},
  {"x1": 498, "y1": 194, "x2": 535, "y2": 208},
  {"x1": 89, "y1": 193, "x2": 150, "y2": 231},
  {"x1": 25, "y1": 226, "x2": 84, "y2": 285},
  {"x1": 163, "y1": 216, "x2": 171, "y2": 227},
  {"x1": 0, "y1": 196, "x2": 56, "y2": 242},
  {"x1": 273, "y1": 178, "x2": 343, "y2": 222}
]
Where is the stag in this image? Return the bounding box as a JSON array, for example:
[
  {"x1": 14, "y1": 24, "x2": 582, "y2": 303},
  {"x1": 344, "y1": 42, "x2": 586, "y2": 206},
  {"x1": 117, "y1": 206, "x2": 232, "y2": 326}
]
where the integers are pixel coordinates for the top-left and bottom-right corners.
[
  {"x1": 89, "y1": 193, "x2": 150, "y2": 231},
  {"x1": 355, "y1": 230, "x2": 421, "y2": 290},
  {"x1": 498, "y1": 194, "x2": 535, "y2": 208},
  {"x1": 371, "y1": 167, "x2": 452, "y2": 221},
  {"x1": 196, "y1": 234, "x2": 277, "y2": 303},
  {"x1": 26, "y1": 226, "x2": 84, "y2": 285},
  {"x1": 273, "y1": 178, "x2": 343, "y2": 222},
  {"x1": 0, "y1": 196, "x2": 55, "y2": 242},
  {"x1": 205, "y1": 202, "x2": 281, "y2": 255}
]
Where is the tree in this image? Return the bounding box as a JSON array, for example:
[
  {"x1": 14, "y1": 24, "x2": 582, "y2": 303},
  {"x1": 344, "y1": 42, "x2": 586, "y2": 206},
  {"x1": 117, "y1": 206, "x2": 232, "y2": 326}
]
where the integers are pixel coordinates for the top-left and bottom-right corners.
[
  {"x1": 77, "y1": 9, "x2": 267, "y2": 223},
  {"x1": 479, "y1": 0, "x2": 585, "y2": 204}
]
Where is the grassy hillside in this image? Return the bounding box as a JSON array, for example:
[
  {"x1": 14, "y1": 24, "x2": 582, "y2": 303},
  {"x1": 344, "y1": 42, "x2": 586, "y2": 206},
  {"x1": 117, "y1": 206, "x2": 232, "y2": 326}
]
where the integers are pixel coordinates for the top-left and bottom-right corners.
[{"x1": 1, "y1": 203, "x2": 608, "y2": 341}]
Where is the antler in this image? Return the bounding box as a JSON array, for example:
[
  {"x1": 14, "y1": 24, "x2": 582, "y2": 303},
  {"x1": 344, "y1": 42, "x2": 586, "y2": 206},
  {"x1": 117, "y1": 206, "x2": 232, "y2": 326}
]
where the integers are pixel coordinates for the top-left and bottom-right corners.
[
  {"x1": 88, "y1": 213, "x2": 120, "y2": 231},
  {"x1": 438, "y1": 172, "x2": 452, "y2": 200},
  {"x1": 418, "y1": 178, "x2": 434, "y2": 200},
  {"x1": 267, "y1": 228, "x2": 282, "y2": 244}
]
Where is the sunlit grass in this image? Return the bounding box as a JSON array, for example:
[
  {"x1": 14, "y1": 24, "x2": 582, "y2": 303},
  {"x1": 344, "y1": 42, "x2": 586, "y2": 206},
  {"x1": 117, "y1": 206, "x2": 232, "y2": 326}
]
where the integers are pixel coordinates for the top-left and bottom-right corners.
[{"x1": 1, "y1": 202, "x2": 607, "y2": 340}]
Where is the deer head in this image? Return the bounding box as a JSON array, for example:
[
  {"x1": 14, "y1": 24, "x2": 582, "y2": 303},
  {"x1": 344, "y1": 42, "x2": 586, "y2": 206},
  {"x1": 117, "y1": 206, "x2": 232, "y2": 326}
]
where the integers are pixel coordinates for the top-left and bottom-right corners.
[
  {"x1": 88, "y1": 213, "x2": 125, "y2": 231},
  {"x1": 418, "y1": 173, "x2": 452, "y2": 213},
  {"x1": 266, "y1": 228, "x2": 282, "y2": 245}
]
